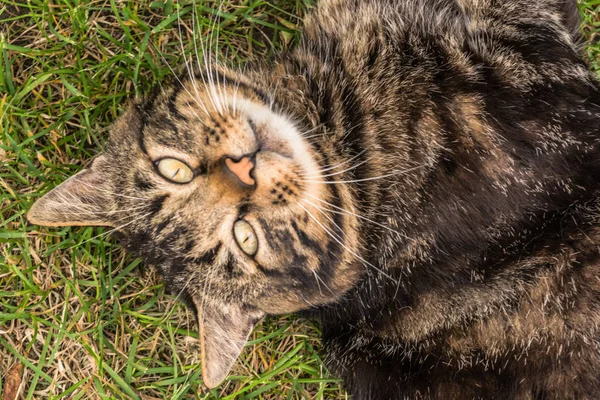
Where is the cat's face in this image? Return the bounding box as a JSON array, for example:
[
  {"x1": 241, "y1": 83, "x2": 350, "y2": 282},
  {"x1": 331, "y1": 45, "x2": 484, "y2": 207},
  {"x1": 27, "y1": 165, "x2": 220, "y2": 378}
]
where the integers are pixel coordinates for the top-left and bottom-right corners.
[{"x1": 27, "y1": 68, "x2": 362, "y2": 387}]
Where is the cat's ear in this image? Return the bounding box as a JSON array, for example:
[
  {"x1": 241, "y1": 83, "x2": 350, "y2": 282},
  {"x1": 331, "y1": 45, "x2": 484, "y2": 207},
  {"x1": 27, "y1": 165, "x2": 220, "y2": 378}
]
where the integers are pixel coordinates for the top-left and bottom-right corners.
[
  {"x1": 194, "y1": 298, "x2": 264, "y2": 388},
  {"x1": 27, "y1": 155, "x2": 114, "y2": 227}
]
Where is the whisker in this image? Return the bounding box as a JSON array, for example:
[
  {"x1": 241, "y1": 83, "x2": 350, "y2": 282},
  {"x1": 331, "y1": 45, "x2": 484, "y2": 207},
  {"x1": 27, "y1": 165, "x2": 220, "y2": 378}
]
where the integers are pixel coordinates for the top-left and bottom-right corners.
[
  {"x1": 303, "y1": 196, "x2": 415, "y2": 242},
  {"x1": 75, "y1": 211, "x2": 153, "y2": 247},
  {"x1": 91, "y1": 205, "x2": 150, "y2": 215},
  {"x1": 311, "y1": 149, "x2": 368, "y2": 174},
  {"x1": 215, "y1": 0, "x2": 228, "y2": 114},
  {"x1": 301, "y1": 136, "x2": 328, "y2": 149},
  {"x1": 298, "y1": 203, "x2": 397, "y2": 282},
  {"x1": 295, "y1": 164, "x2": 426, "y2": 185},
  {"x1": 229, "y1": 62, "x2": 249, "y2": 116},
  {"x1": 191, "y1": 0, "x2": 220, "y2": 115},
  {"x1": 304, "y1": 196, "x2": 386, "y2": 232},
  {"x1": 302, "y1": 132, "x2": 326, "y2": 141},
  {"x1": 221, "y1": 48, "x2": 237, "y2": 114},
  {"x1": 149, "y1": 40, "x2": 209, "y2": 123},
  {"x1": 301, "y1": 122, "x2": 326, "y2": 137},
  {"x1": 202, "y1": 5, "x2": 218, "y2": 114},
  {"x1": 302, "y1": 157, "x2": 371, "y2": 179},
  {"x1": 205, "y1": 0, "x2": 226, "y2": 115},
  {"x1": 77, "y1": 180, "x2": 150, "y2": 202},
  {"x1": 312, "y1": 268, "x2": 336, "y2": 297},
  {"x1": 232, "y1": 67, "x2": 241, "y2": 114},
  {"x1": 216, "y1": 47, "x2": 229, "y2": 116},
  {"x1": 176, "y1": 3, "x2": 211, "y2": 117}
]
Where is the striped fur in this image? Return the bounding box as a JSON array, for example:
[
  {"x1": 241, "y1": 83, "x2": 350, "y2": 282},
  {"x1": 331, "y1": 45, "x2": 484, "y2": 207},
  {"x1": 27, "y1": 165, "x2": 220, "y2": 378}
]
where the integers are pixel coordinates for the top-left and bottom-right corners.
[{"x1": 28, "y1": 0, "x2": 600, "y2": 397}]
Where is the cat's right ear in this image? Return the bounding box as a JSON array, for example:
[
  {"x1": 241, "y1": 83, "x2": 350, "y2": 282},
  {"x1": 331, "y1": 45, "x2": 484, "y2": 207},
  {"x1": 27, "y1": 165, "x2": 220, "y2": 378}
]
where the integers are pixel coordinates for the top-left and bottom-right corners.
[{"x1": 27, "y1": 155, "x2": 114, "y2": 227}]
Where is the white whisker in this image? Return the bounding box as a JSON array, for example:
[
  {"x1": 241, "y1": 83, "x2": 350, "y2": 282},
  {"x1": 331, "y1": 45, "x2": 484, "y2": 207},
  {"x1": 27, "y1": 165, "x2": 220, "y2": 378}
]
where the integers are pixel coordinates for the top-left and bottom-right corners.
[
  {"x1": 77, "y1": 180, "x2": 149, "y2": 202},
  {"x1": 232, "y1": 67, "x2": 241, "y2": 114},
  {"x1": 301, "y1": 122, "x2": 326, "y2": 137},
  {"x1": 206, "y1": 0, "x2": 225, "y2": 115},
  {"x1": 176, "y1": 3, "x2": 211, "y2": 117},
  {"x1": 75, "y1": 211, "x2": 153, "y2": 247},
  {"x1": 302, "y1": 157, "x2": 371, "y2": 179},
  {"x1": 303, "y1": 196, "x2": 415, "y2": 242},
  {"x1": 298, "y1": 203, "x2": 397, "y2": 282},
  {"x1": 149, "y1": 40, "x2": 209, "y2": 123},
  {"x1": 215, "y1": 0, "x2": 228, "y2": 114},
  {"x1": 92, "y1": 205, "x2": 150, "y2": 215},
  {"x1": 312, "y1": 268, "x2": 336, "y2": 297},
  {"x1": 296, "y1": 164, "x2": 426, "y2": 185},
  {"x1": 302, "y1": 132, "x2": 326, "y2": 141},
  {"x1": 312, "y1": 149, "x2": 368, "y2": 174},
  {"x1": 191, "y1": 0, "x2": 220, "y2": 115}
]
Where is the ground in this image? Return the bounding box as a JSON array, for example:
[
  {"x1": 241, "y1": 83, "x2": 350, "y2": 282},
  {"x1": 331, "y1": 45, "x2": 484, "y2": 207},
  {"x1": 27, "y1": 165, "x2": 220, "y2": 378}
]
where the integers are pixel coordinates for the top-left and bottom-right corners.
[{"x1": 1, "y1": 0, "x2": 599, "y2": 399}]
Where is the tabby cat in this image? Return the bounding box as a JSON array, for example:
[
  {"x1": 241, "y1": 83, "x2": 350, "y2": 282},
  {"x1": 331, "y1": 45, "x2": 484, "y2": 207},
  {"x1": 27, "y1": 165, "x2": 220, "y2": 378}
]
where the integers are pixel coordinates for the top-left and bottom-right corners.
[{"x1": 28, "y1": 0, "x2": 600, "y2": 398}]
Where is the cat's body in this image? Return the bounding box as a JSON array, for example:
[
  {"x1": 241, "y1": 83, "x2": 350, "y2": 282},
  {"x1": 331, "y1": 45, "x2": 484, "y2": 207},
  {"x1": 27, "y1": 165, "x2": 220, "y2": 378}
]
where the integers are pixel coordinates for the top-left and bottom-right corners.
[
  {"x1": 286, "y1": 1, "x2": 600, "y2": 398},
  {"x1": 28, "y1": 0, "x2": 600, "y2": 399}
]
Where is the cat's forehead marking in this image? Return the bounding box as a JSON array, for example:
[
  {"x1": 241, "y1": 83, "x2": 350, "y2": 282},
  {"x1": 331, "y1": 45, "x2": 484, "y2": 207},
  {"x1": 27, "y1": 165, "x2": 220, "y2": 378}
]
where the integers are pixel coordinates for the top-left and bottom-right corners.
[
  {"x1": 141, "y1": 99, "x2": 256, "y2": 166},
  {"x1": 204, "y1": 114, "x2": 243, "y2": 139}
]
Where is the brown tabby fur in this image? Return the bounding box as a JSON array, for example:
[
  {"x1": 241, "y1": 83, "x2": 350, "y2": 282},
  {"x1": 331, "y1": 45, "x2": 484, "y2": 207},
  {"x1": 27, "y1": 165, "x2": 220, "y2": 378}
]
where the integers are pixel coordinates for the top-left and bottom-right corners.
[{"x1": 28, "y1": 0, "x2": 600, "y2": 398}]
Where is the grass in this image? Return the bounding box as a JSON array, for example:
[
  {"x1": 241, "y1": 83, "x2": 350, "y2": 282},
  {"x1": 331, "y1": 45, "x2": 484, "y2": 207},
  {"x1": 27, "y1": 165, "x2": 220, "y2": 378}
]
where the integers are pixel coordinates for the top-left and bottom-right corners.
[{"x1": 1, "y1": 0, "x2": 599, "y2": 399}]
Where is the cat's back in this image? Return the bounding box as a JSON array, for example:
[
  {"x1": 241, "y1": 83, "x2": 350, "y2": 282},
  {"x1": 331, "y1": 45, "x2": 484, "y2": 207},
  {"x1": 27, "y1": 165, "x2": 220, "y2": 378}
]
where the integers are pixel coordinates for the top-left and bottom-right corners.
[
  {"x1": 305, "y1": 0, "x2": 577, "y2": 35},
  {"x1": 290, "y1": 3, "x2": 600, "y2": 399},
  {"x1": 289, "y1": 0, "x2": 600, "y2": 196},
  {"x1": 300, "y1": 0, "x2": 590, "y2": 81}
]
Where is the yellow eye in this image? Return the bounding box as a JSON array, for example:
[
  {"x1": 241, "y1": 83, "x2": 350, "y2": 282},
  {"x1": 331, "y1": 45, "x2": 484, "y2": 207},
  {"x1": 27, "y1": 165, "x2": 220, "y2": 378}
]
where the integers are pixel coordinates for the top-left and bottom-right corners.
[
  {"x1": 156, "y1": 158, "x2": 194, "y2": 183},
  {"x1": 233, "y1": 219, "x2": 258, "y2": 256}
]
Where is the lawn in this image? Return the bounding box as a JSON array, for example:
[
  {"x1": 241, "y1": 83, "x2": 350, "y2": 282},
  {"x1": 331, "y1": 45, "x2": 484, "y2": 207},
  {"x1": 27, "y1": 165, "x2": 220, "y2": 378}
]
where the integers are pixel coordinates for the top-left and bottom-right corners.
[{"x1": 1, "y1": 0, "x2": 599, "y2": 399}]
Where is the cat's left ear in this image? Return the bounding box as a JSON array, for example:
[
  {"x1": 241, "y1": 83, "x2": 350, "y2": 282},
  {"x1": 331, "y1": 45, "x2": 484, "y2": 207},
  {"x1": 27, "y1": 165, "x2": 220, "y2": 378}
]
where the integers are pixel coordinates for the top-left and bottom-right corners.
[
  {"x1": 194, "y1": 298, "x2": 265, "y2": 388},
  {"x1": 27, "y1": 155, "x2": 114, "y2": 227}
]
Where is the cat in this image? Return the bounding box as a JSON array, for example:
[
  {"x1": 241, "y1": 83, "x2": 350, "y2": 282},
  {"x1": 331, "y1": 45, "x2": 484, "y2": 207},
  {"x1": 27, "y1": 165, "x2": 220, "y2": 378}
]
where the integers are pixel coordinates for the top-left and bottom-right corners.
[{"x1": 27, "y1": 0, "x2": 600, "y2": 398}]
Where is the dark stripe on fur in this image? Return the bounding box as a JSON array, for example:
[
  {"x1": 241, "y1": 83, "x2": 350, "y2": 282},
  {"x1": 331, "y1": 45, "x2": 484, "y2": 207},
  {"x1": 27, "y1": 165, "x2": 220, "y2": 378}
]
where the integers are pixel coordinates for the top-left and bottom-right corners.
[
  {"x1": 200, "y1": 70, "x2": 271, "y2": 105},
  {"x1": 193, "y1": 242, "x2": 223, "y2": 265},
  {"x1": 148, "y1": 194, "x2": 169, "y2": 217},
  {"x1": 134, "y1": 171, "x2": 155, "y2": 191},
  {"x1": 168, "y1": 83, "x2": 189, "y2": 122}
]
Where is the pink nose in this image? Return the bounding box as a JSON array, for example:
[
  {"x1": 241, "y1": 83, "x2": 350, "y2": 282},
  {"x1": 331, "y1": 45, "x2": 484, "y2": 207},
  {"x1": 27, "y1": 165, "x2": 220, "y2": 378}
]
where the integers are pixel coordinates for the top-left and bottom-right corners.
[{"x1": 224, "y1": 156, "x2": 255, "y2": 186}]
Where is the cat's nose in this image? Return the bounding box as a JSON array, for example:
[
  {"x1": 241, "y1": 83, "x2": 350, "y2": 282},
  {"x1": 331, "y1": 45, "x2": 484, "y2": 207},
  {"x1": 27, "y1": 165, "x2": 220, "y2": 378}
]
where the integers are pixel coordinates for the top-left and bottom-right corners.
[{"x1": 222, "y1": 154, "x2": 256, "y2": 187}]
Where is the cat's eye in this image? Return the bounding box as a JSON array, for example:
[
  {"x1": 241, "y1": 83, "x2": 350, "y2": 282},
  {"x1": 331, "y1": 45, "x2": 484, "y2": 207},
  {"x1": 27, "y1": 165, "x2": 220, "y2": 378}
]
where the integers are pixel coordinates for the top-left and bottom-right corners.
[
  {"x1": 233, "y1": 219, "x2": 258, "y2": 256},
  {"x1": 156, "y1": 158, "x2": 194, "y2": 184}
]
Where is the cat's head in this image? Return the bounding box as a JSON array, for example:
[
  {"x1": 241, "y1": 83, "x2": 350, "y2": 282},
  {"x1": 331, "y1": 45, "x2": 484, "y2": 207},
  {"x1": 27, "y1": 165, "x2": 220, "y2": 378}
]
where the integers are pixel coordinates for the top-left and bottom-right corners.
[{"x1": 28, "y1": 68, "x2": 362, "y2": 387}]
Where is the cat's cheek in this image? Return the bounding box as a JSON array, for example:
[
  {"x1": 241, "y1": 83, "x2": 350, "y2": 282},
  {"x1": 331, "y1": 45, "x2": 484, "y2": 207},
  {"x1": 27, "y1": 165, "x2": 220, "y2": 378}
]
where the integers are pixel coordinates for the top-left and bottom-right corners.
[
  {"x1": 252, "y1": 152, "x2": 306, "y2": 207},
  {"x1": 225, "y1": 240, "x2": 258, "y2": 275}
]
